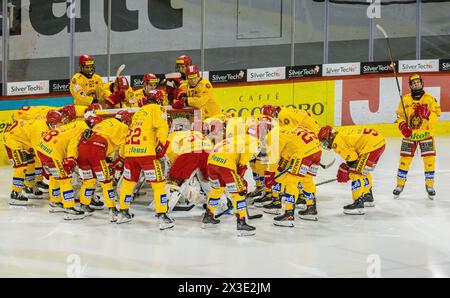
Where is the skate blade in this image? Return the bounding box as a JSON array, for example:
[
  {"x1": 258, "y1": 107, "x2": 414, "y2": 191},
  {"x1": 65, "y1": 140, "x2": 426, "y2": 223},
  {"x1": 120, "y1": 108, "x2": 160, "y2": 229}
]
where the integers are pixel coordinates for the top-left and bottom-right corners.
[
  {"x1": 110, "y1": 217, "x2": 118, "y2": 223},
  {"x1": 201, "y1": 222, "x2": 219, "y2": 229},
  {"x1": 37, "y1": 188, "x2": 49, "y2": 193},
  {"x1": 9, "y1": 200, "x2": 28, "y2": 206},
  {"x1": 89, "y1": 205, "x2": 105, "y2": 210},
  {"x1": 237, "y1": 230, "x2": 256, "y2": 237},
  {"x1": 254, "y1": 201, "x2": 272, "y2": 208},
  {"x1": 343, "y1": 209, "x2": 365, "y2": 215},
  {"x1": 273, "y1": 220, "x2": 294, "y2": 227},
  {"x1": 263, "y1": 209, "x2": 282, "y2": 215},
  {"x1": 364, "y1": 202, "x2": 375, "y2": 207},
  {"x1": 393, "y1": 195, "x2": 400, "y2": 200},
  {"x1": 64, "y1": 214, "x2": 86, "y2": 220},
  {"x1": 159, "y1": 223, "x2": 175, "y2": 230},
  {"x1": 49, "y1": 208, "x2": 65, "y2": 213},
  {"x1": 428, "y1": 195, "x2": 435, "y2": 200},
  {"x1": 116, "y1": 218, "x2": 132, "y2": 224},
  {"x1": 298, "y1": 215, "x2": 318, "y2": 221}
]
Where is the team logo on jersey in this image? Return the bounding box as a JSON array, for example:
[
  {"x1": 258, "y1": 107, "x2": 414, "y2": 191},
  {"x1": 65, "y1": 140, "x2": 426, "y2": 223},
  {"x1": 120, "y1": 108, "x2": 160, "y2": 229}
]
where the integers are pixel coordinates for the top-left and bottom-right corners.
[
  {"x1": 205, "y1": 83, "x2": 211, "y2": 89},
  {"x1": 409, "y1": 115, "x2": 422, "y2": 130}
]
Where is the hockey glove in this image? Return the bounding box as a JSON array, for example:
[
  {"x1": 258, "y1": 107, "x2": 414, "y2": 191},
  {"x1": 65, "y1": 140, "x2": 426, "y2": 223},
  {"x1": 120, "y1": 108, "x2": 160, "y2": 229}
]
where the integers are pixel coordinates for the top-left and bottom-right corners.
[
  {"x1": 108, "y1": 90, "x2": 126, "y2": 106},
  {"x1": 138, "y1": 97, "x2": 148, "y2": 107},
  {"x1": 172, "y1": 99, "x2": 186, "y2": 109},
  {"x1": 414, "y1": 104, "x2": 431, "y2": 120},
  {"x1": 237, "y1": 164, "x2": 248, "y2": 178},
  {"x1": 155, "y1": 141, "x2": 170, "y2": 159},
  {"x1": 398, "y1": 121, "x2": 413, "y2": 138},
  {"x1": 63, "y1": 157, "x2": 77, "y2": 174},
  {"x1": 336, "y1": 163, "x2": 350, "y2": 183}
]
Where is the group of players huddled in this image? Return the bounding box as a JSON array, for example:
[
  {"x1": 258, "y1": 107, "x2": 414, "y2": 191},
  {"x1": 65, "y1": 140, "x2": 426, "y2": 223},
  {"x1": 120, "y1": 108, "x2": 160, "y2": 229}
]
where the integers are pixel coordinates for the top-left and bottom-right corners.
[{"x1": 2, "y1": 54, "x2": 441, "y2": 236}]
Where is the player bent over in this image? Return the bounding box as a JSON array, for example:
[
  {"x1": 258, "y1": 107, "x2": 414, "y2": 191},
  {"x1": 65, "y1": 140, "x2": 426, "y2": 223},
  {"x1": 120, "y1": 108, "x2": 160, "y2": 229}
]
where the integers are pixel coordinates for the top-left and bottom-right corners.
[
  {"x1": 393, "y1": 74, "x2": 441, "y2": 200},
  {"x1": 318, "y1": 126, "x2": 386, "y2": 215},
  {"x1": 4, "y1": 111, "x2": 64, "y2": 205},
  {"x1": 77, "y1": 111, "x2": 131, "y2": 221},
  {"x1": 204, "y1": 132, "x2": 260, "y2": 236},
  {"x1": 118, "y1": 92, "x2": 174, "y2": 230},
  {"x1": 36, "y1": 116, "x2": 97, "y2": 219},
  {"x1": 264, "y1": 126, "x2": 321, "y2": 225},
  {"x1": 165, "y1": 129, "x2": 213, "y2": 211}
]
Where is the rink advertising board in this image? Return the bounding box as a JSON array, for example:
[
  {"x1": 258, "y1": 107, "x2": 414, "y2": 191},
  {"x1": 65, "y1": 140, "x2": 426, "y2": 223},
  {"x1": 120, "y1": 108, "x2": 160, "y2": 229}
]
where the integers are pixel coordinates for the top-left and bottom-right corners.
[
  {"x1": 334, "y1": 73, "x2": 450, "y2": 128},
  {"x1": 360, "y1": 61, "x2": 397, "y2": 75},
  {"x1": 286, "y1": 65, "x2": 322, "y2": 78},
  {"x1": 322, "y1": 62, "x2": 360, "y2": 77},
  {"x1": 209, "y1": 69, "x2": 247, "y2": 83},
  {"x1": 7, "y1": 80, "x2": 50, "y2": 96},
  {"x1": 214, "y1": 80, "x2": 334, "y2": 126},
  {"x1": 398, "y1": 59, "x2": 440, "y2": 73},
  {"x1": 247, "y1": 67, "x2": 286, "y2": 82},
  {"x1": 49, "y1": 79, "x2": 71, "y2": 93},
  {"x1": 439, "y1": 59, "x2": 450, "y2": 72}
]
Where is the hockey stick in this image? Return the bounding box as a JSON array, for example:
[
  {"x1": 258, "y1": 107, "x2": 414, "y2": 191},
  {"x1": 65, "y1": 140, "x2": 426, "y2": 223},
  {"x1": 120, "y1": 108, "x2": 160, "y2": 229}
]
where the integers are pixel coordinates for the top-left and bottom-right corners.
[
  {"x1": 116, "y1": 64, "x2": 126, "y2": 78},
  {"x1": 316, "y1": 178, "x2": 337, "y2": 186},
  {"x1": 215, "y1": 198, "x2": 233, "y2": 219},
  {"x1": 320, "y1": 158, "x2": 336, "y2": 169},
  {"x1": 376, "y1": 24, "x2": 409, "y2": 128}
]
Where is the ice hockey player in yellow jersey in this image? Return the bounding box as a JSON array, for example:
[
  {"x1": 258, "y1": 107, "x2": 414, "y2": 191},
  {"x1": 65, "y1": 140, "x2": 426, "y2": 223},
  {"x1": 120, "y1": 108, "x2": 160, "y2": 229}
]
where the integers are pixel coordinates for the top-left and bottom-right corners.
[
  {"x1": 393, "y1": 74, "x2": 441, "y2": 200},
  {"x1": 36, "y1": 116, "x2": 95, "y2": 219},
  {"x1": 99, "y1": 76, "x2": 134, "y2": 109},
  {"x1": 70, "y1": 55, "x2": 103, "y2": 106},
  {"x1": 261, "y1": 104, "x2": 320, "y2": 135},
  {"x1": 172, "y1": 65, "x2": 221, "y2": 119},
  {"x1": 77, "y1": 110, "x2": 131, "y2": 221},
  {"x1": 118, "y1": 94, "x2": 174, "y2": 230},
  {"x1": 3, "y1": 110, "x2": 64, "y2": 206},
  {"x1": 130, "y1": 73, "x2": 169, "y2": 107},
  {"x1": 262, "y1": 125, "x2": 322, "y2": 226},
  {"x1": 318, "y1": 125, "x2": 386, "y2": 215},
  {"x1": 204, "y1": 130, "x2": 260, "y2": 236}
]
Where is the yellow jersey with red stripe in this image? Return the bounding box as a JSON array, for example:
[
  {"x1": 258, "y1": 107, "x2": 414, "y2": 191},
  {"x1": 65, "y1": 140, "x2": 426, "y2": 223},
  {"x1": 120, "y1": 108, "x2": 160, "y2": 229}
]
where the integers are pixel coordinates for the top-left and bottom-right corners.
[
  {"x1": 92, "y1": 118, "x2": 129, "y2": 157},
  {"x1": 166, "y1": 130, "x2": 213, "y2": 163},
  {"x1": 278, "y1": 107, "x2": 320, "y2": 135},
  {"x1": 69, "y1": 73, "x2": 103, "y2": 106},
  {"x1": 124, "y1": 104, "x2": 169, "y2": 157},
  {"x1": 131, "y1": 88, "x2": 169, "y2": 107},
  {"x1": 208, "y1": 134, "x2": 260, "y2": 170},
  {"x1": 3, "y1": 119, "x2": 50, "y2": 151},
  {"x1": 13, "y1": 106, "x2": 55, "y2": 121},
  {"x1": 332, "y1": 127, "x2": 386, "y2": 162},
  {"x1": 396, "y1": 92, "x2": 441, "y2": 141},
  {"x1": 37, "y1": 120, "x2": 89, "y2": 160},
  {"x1": 180, "y1": 78, "x2": 221, "y2": 119}
]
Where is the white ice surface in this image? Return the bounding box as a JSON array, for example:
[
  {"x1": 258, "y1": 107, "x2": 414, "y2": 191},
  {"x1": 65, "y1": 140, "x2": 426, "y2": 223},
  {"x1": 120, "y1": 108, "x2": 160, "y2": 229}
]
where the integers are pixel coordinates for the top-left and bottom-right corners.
[{"x1": 1, "y1": 137, "x2": 450, "y2": 278}]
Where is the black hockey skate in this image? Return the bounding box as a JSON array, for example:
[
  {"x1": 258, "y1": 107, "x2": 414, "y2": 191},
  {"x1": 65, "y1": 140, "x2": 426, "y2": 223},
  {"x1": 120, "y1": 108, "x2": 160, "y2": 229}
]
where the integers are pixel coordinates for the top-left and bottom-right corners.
[
  {"x1": 36, "y1": 181, "x2": 49, "y2": 193},
  {"x1": 49, "y1": 202, "x2": 64, "y2": 213},
  {"x1": 90, "y1": 195, "x2": 105, "y2": 210},
  {"x1": 253, "y1": 192, "x2": 273, "y2": 207},
  {"x1": 109, "y1": 207, "x2": 119, "y2": 222},
  {"x1": 116, "y1": 209, "x2": 134, "y2": 224},
  {"x1": 79, "y1": 204, "x2": 95, "y2": 216},
  {"x1": 295, "y1": 194, "x2": 307, "y2": 211},
  {"x1": 9, "y1": 191, "x2": 28, "y2": 206},
  {"x1": 262, "y1": 198, "x2": 282, "y2": 215},
  {"x1": 426, "y1": 186, "x2": 436, "y2": 200},
  {"x1": 201, "y1": 209, "x2": 220, "y2": 228},
  {"x1": 22, "y1": 187, "x2": 43, "y2": 199},
  {"x1": 393, "y1": 185, "x2": 404, "y2": 199},
  {"x1": 273, "y1": 210, "x2": 295, "y2": 227},
  {"x1": 363, "y1": 189, "x2": 375, "y2": 207},
  {"x1": 157, "y1": 213, "x2": 175, "y2": 230},
  {"x1": 64, "y1": 207, "x2": 86, "y2": 220},
  {"x1": 298, "y1": 204, "x2": 318, "y2": 221},
  {"x1": 247, "y1": 187, "x2": 266, "y2": 204},
  {"x1": 236, "y1": 215, "x2": 256, "y2": 237},
  {"x1": 343, "y1": 198, "x2": 365, "y2": 215}
]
